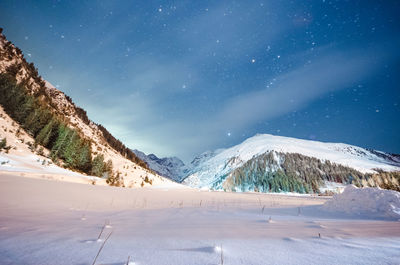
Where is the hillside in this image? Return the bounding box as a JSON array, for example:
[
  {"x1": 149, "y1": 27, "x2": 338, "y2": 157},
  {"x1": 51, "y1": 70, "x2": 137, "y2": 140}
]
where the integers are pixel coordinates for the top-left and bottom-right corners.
[
  {"x1": 0, "y1": 28, "x2": 175, "y2": 188},
  {"x1": 183, "y1": 134, "x2": 400, "y2": 193}
]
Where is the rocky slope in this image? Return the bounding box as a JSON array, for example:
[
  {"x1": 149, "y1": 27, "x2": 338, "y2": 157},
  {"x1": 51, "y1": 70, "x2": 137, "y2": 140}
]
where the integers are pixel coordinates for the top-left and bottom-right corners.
[{"x1": 0, "y1": 28, "x2": 174, "y2": 188}]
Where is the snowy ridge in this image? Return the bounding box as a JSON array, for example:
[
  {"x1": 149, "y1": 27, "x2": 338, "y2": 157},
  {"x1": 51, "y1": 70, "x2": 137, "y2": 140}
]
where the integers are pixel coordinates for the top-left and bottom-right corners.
[{"x1": 184, "y1": 134, "x2": 400, "y2": 189}]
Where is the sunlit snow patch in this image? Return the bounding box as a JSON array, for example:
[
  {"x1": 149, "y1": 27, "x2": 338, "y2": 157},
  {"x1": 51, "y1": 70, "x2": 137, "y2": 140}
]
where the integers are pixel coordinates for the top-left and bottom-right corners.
[{"x1": 323, "y1": 185, "x2": 400, "y2": 219}]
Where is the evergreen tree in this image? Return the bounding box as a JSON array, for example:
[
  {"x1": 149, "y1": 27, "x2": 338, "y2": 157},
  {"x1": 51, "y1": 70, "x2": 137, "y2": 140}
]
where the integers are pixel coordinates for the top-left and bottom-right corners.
[
  {"x1": 35, "y1": 118, "x2": 59, "y2": 148},
  {"x1": 0, "y1": 138, "x2": 7, "y2": 150},
  {"x1": 91, "y1": 154, "x2": 105, "y2": 177},
  {"x1": 76, "y1": 139, "x2": 92, "y2": 172},
  {"x1": 51, "y1": 124, "x2": 71, "y2": 160}
]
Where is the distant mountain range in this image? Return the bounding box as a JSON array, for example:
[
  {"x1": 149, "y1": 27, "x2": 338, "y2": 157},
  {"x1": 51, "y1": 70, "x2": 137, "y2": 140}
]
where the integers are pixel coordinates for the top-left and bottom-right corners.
[{"x1": 132, "y1": 149, "x2": 185, "y2": 182}]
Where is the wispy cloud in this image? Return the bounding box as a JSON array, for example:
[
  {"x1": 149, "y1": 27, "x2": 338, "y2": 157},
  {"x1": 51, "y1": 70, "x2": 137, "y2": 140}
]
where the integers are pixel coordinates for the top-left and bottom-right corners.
[
  {"x1": 138, "y1": 46, "x2": 395, "y2": 159},
  {"x1": 84, "y1": 12, "x2": 397, "y2": 162},
  {"x1": 211, "y1": 47, "x2": 383, "y2": 132}
]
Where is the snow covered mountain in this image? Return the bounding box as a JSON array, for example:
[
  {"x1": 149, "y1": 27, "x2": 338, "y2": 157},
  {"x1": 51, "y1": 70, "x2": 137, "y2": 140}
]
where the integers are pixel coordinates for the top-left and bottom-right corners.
[
  {"x1": 183, "y1": 134, "x2": 400, "y2": 193},
  {"x1": 132, "y1": 149, "x2": 185, "y2": 182},
  {"x1": 0, "y1": 28, "x2": 175, "y2": 188}
]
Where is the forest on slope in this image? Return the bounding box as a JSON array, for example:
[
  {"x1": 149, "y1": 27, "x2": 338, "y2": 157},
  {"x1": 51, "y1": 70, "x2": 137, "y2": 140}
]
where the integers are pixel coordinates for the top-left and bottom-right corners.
[
  {"x1": 0, "y1": 28, "x2": 154, "y2": 186},
  {"x1": 221, "y1": 151, "x2": 400, "y2": 194}
]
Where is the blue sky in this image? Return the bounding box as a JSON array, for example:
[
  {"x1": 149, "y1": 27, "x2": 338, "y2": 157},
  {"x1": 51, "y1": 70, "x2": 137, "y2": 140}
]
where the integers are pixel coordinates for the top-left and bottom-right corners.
[{"x1": 1, "y1": 0, "x2": 399, "y2": 162}]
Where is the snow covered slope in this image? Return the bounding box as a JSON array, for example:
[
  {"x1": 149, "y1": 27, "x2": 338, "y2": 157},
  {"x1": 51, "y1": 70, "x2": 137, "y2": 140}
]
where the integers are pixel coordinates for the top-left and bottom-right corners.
[
  {"x1": 132, "y1": 149, "x2": 185, "y2": 182},
  {"x1": 0, "y1": 105, "x2": 107, "y2": 185},
  {"x1": 183, "y1": 134, "x2": 400, "y2": 192},
  {"x1": 0, "y1": 29, "x2": 175, "y2": 188}
]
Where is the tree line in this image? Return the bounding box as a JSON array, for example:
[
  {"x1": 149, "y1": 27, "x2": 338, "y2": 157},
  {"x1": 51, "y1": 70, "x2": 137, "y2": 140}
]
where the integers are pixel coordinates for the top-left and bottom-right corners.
[
  {"x1": 222, "y1": 151, "x2": 400, "y2": 193},
  {"x1": 0, "y1": 73, "x2": 111, "y2": 177},
  {"x1": 0, "y1": 27, "x2": 149, "y2": 173}
]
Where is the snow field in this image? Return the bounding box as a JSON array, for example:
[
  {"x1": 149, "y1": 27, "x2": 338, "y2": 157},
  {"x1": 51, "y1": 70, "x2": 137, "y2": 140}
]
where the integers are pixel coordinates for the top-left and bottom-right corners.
[{"x1": 1, "y1": 174, "x2": 400, "y2": 265}]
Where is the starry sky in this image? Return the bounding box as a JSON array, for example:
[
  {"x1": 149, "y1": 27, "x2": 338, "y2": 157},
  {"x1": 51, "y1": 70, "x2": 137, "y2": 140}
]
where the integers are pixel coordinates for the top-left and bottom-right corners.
[{"x1": 1, "y1": 0, "x2": 399, "y2": 162}]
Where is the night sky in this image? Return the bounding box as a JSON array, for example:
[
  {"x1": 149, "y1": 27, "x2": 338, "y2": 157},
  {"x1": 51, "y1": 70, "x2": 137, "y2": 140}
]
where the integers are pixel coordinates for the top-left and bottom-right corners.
[{"x1": 1, "y1": 1, "x2": 399, "y2": 162}]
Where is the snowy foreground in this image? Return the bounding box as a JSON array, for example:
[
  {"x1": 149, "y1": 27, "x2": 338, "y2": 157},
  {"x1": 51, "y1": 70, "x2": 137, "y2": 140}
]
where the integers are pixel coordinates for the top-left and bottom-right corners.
[{"x1": 0, "y1": 174, "x2": 400, "y2": 265}]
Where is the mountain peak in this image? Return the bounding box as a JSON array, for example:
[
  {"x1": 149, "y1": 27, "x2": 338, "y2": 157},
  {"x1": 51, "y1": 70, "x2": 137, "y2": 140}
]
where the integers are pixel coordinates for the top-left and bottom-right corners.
[{"x1": 183, "y1": 133, "x2": 400, "y2": 193}]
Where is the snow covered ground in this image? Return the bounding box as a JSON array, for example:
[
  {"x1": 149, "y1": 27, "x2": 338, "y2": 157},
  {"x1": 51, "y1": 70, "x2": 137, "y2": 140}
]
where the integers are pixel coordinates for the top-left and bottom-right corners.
[
  {"x1": 323, "y1": 185, "x2": 400, "y2": 219},
  {"x1": 0, "y1": 174, "x2": 399, "y2": 265},
  {"x1": 0, "y1": 105, "x2": 176, "y2": 189}
]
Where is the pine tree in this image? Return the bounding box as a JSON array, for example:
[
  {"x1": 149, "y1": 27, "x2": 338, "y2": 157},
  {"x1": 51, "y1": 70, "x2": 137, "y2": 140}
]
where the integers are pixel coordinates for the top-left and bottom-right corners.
[
  {"x1": 35, "y1": 118, "x2": 59, "y2": 148},
  {"x1": 51, "y1": 124, "x2": 71, "y2": 160},
  {"x1": 104, "y1": 159, "x2": 114, "y2": 178},
  {"x1": 91, "y1": 154, "x2": 105, "y2": 177},
  {"x1": 76, "y1": 139, "x2": 92, "y2": 172},
  {"x1": 0, "y1": 138, "x2": 7, "y2": 150}
]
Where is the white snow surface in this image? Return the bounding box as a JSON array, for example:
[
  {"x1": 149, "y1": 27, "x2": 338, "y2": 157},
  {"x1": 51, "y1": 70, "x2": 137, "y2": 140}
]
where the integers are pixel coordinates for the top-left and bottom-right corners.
[
  {"x1": 184, "y1": 134, "x2": 400, "y2": 188},
  {"x1": 0, "y1": 153, "x2": 81, "y2": 176},
  {"x1": 0, "y1": 152, "x2": 108, "y2": 186},
  {"x1": 1, "y1": 174, "x2": 400, "y2": 265},
  {"x1": 323, "y1": 185, "x2": 400, "y2": 219},
  {"x1": 319, "y1": 181, "x2": 347, "y2": 194}
]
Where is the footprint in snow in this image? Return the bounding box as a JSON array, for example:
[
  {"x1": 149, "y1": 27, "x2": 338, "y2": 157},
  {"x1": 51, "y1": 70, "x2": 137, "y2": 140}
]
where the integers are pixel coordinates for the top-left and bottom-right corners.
[
  {"x1": 306, "y1": 221, "x2": 326, "y2": 228},
  {"x1": 283, "y1": 237, "x2": 300, "y2": 242},
  {"x1": 81, "y1": 239, "x2": 103, "y2": 244},
  {"x1": 306, "y1": 224, "x2": 326, "y2": 228}
]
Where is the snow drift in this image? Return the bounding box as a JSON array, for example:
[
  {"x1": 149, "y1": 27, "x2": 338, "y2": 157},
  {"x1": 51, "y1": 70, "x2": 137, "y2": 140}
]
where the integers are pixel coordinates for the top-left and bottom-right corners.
[{"x1": 323, "y1": 185, "x2": 400, "y2": 219}]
